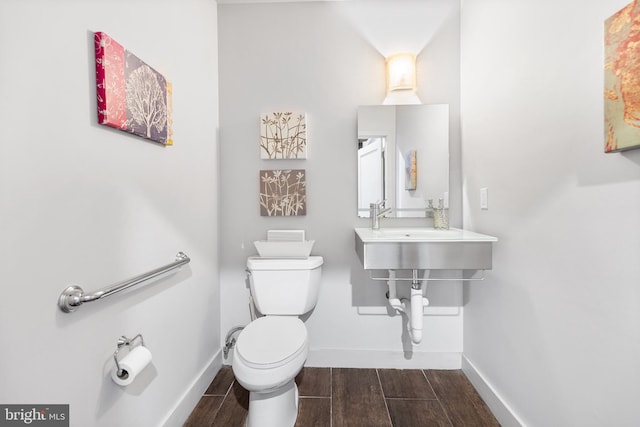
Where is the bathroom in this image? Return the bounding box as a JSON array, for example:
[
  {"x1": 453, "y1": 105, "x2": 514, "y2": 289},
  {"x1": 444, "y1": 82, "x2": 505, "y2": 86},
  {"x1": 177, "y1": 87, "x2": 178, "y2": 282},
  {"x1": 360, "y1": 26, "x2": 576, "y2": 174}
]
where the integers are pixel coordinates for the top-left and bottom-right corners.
[{"x1": 2, "y1": 0, "x2": 639, "y2": 426}]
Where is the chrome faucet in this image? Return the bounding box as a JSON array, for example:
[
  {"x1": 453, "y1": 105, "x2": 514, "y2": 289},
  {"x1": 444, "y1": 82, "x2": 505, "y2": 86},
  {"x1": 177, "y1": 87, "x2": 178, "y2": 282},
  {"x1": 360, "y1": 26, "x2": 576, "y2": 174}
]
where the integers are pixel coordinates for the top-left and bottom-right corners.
[{"x1": 370, "y1": 200, "x2": 391, "y2": 229}]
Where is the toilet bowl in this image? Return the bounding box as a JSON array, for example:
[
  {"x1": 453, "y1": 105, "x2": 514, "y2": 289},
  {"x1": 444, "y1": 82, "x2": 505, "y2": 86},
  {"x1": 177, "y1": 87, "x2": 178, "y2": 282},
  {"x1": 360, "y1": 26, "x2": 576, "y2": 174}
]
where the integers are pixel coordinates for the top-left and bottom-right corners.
[
  {"x1": 232, "y1": 255, "x2": 323, "y2": 427},
  {"x1": 232, "y1": 316, "x2": 309, "y2": 427}
]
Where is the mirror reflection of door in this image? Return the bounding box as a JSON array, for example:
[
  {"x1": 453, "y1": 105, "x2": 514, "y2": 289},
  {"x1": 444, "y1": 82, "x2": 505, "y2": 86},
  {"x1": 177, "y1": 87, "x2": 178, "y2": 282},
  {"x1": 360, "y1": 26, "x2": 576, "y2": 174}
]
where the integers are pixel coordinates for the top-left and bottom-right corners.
[
  {"x1": 357, "y1": 137, "x2": 385, "y2": 218},
  {"x1": 357, "y1": 105, "x2": 449, "y2": 218}
]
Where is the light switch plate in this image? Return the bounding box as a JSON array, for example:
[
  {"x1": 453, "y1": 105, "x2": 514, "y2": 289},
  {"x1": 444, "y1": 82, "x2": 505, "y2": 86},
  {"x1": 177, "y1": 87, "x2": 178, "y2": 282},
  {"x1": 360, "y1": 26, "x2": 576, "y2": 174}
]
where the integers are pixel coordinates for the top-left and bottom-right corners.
[{"x1": 480, "y1": 187, "x2": 488, "y2": 210}]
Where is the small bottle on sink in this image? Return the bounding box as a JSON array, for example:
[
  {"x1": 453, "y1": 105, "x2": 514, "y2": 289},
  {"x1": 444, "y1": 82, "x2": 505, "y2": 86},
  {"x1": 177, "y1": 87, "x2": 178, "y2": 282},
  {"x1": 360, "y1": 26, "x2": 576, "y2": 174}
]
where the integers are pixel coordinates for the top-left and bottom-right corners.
[{"x1": 433, "y1": 198, "x2": 449, "y2": 230}]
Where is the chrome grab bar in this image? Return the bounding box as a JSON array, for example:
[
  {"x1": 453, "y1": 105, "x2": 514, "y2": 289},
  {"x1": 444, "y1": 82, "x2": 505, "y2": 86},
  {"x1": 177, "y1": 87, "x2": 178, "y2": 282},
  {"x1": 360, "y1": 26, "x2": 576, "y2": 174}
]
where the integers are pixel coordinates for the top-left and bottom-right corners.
[{"x1": 58, "y1": 252, "x2": 190, "y2": 313}]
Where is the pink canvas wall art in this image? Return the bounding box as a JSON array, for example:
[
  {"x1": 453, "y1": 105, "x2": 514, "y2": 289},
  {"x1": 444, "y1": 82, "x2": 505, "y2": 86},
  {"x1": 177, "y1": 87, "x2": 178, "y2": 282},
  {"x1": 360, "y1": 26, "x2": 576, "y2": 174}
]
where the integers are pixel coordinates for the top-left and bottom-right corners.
[{"x1": 95, "y1": 32, "x2": 173, "y2": 145}]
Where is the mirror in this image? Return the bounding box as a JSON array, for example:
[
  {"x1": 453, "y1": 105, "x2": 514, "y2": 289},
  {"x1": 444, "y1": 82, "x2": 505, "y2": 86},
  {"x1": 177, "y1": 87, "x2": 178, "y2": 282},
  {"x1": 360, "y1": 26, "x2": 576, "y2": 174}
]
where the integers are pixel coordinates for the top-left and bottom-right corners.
[{"x1": 357, "y1": 104, "x2": 449, "y2": 217}]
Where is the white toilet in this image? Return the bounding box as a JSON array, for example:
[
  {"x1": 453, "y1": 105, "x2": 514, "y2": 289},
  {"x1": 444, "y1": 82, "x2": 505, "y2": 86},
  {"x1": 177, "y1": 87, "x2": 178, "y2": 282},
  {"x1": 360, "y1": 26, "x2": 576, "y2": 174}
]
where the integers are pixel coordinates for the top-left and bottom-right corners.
[{"x1": 232, "y1": 255, "x2": 323, "y2": 427}]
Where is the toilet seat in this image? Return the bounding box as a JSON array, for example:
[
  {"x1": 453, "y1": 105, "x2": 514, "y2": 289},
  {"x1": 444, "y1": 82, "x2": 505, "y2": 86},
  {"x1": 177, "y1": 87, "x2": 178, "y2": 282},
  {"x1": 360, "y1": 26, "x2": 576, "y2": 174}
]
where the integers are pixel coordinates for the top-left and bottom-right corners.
[{"x1": 236, "y1": 316, "x2": 308, "y2": 370}]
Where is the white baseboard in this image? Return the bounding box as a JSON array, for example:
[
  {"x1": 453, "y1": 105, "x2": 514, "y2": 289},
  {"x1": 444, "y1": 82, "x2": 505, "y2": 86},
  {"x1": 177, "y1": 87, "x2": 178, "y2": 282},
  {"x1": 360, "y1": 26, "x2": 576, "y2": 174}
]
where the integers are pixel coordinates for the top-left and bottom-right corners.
[
  {"x1": 161, "y1": 349, "x2": 223, "y2": 427},
  {"x1": 306, "y1": 348, "x2": 461, "y2": 369},
  {"x1": 462, "y1": 355, "x2": 525, "y2": 427}
]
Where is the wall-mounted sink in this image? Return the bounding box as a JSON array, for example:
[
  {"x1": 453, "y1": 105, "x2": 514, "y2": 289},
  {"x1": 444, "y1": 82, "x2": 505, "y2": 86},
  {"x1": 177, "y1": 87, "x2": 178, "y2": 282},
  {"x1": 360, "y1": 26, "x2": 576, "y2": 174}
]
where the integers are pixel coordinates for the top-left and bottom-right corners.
[{"x1": 355, "y1": 227, "x2": 497, "y2": 270}]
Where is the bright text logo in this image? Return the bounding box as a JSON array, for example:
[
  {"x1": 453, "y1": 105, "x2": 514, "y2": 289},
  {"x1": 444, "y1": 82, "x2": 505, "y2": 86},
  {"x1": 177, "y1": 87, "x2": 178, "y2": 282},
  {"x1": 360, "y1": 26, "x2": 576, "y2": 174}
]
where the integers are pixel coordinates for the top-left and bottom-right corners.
[{"x1": 0, "y1": 406, "x2": 68, "y2": 426}]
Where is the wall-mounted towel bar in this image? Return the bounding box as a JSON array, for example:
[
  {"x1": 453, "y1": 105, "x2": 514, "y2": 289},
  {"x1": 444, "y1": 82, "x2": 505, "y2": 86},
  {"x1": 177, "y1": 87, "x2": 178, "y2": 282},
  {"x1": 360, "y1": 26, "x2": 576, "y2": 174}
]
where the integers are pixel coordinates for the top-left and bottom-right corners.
[
  {"x1": 369, "y1": 270, "x2": 485, "y2": 282},
  {"x1": 58, "y1": 252, "x2": 190, "y2": 313}
]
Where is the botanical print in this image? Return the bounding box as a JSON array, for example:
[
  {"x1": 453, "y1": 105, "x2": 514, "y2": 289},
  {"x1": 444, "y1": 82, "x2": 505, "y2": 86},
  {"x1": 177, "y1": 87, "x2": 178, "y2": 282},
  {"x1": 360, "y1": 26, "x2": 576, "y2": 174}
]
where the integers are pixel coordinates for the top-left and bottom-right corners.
[
  {"x1": 260, "y1": 111, "x2": 307, "y2": 159},
  {"x1": 260, "y1": 170, "x2": 307, "y2": 216},
  {"x1": 604, "y1": 1, "x2": 640, "y2": 152},
  {"x1": 95, "y1": 32, "x2": 172, "y2": 145}
]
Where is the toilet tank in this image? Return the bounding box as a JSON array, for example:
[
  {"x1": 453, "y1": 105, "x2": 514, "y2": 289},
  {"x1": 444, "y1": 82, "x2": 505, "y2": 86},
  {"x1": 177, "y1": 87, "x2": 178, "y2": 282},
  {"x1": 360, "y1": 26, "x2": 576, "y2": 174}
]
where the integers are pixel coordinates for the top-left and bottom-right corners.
[{"x1": 246, "y1": 256, "x2": 323, "y2": 315}]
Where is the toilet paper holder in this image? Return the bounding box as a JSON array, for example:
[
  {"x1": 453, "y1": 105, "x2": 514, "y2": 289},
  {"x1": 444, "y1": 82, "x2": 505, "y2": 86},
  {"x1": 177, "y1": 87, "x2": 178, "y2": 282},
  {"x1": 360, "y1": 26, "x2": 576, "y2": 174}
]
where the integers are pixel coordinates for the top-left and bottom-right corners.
[{"x1": 113, "y1": 334, "x2": 145, "y2": 379}]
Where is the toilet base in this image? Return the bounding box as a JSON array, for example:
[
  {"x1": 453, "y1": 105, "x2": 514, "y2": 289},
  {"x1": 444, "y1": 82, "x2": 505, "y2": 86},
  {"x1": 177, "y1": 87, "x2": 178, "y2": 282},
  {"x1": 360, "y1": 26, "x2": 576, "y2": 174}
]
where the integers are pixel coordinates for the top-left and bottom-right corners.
[{"x1": 246, "y1": 380, "x2": 299, "y2": 427}]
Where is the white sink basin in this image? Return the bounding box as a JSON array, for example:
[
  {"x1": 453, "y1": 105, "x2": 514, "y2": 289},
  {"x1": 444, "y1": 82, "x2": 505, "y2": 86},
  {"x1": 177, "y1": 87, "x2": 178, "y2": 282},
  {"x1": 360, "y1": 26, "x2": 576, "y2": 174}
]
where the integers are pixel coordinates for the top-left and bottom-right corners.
[
  {"x1": 355, "y1": 227, "x2": 497, "y2": 243},
  {"x1": 354, "y1": 227, "x2": 497, "y2": 270}
]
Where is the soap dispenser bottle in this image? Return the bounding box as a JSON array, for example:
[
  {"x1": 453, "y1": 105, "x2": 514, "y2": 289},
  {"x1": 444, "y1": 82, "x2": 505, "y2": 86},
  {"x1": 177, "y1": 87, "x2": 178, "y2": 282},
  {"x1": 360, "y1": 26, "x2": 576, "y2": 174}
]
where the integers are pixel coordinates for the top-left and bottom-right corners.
[
  {"x1": 434, "y1": 198, "x2": 449, "y2": 230},
  {"x1": 426, "y1": 199, "x2": 434, "y2": 219}
]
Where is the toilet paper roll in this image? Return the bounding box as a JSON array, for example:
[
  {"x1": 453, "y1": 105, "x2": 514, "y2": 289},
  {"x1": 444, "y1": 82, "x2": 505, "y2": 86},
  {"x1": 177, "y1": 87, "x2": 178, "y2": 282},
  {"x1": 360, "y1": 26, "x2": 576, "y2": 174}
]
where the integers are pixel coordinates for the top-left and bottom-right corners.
[{"x1": 111, "y1": 346, "x2": 152, "y2": 387}]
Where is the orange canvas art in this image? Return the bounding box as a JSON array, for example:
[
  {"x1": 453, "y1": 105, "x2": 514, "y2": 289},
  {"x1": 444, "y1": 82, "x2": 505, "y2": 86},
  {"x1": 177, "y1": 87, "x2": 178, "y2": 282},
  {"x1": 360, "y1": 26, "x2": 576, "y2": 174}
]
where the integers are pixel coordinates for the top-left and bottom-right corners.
[{"x1": 605, "y1": 1, "x2": 640, "y2": 152}]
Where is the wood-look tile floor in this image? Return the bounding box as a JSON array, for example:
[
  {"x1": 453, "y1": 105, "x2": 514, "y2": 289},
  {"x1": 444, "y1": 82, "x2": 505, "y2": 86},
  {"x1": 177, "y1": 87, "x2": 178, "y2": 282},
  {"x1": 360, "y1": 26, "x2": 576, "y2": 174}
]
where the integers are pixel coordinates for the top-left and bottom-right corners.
[{"x1": 184, "y1": 366, "x2": 500, "y2": 427}]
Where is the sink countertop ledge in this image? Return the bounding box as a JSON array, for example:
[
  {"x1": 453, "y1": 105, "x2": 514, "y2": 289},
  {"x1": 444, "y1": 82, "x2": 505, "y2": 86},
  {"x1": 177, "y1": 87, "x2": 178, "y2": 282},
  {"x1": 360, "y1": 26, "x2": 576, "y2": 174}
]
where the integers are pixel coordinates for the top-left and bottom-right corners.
[{"x1": 354, "y1": 227, "x2": 498, "y2": 243}]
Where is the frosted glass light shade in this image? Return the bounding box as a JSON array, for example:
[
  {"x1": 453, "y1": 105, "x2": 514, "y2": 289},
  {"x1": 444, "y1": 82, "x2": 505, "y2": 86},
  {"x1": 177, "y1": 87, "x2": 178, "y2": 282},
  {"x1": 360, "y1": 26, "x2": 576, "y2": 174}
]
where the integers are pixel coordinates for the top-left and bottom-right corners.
[{"x1": 386, "y1": 53, "x2": 416, "y2": 92}]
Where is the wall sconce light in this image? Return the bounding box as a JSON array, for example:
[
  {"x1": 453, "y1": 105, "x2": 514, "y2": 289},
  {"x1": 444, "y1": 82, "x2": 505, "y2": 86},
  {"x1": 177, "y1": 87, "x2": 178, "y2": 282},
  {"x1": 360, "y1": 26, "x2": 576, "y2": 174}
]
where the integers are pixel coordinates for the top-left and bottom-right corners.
[{"x1": 386, "y1": 53, "x2": 416, "y2": 93}]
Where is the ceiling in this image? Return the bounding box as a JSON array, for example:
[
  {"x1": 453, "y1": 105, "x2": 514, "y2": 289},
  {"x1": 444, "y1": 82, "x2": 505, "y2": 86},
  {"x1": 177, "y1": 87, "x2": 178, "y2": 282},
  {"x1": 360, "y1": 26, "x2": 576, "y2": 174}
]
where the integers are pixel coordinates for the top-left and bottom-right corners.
[{"x1": 215, "y1": 0, "x2": 457, "y2": 57}]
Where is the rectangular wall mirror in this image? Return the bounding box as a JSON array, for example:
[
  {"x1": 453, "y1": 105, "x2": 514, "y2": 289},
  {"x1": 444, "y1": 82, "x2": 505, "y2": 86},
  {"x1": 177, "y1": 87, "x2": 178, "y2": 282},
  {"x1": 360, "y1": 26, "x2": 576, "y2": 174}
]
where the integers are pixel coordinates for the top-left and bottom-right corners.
[{"x1": 357, "y1": 104, "x2": 449, "y2": 218}]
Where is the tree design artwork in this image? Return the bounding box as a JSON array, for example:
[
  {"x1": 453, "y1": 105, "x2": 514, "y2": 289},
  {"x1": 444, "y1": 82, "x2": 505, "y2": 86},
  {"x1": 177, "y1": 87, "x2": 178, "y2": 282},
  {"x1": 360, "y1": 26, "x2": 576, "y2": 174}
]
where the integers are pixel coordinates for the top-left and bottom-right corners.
[
  {"x1": 125, "y1": 52, "x2": 167, "y2": 142},
  {"x1": 260, "y1": 170, "x2": 307, "y2": 216},
  {"x1": 260, "y1": 112, "x2": 307, "y2": 159},
  {"x1": 125, "y1": 64, "x2": 167, "y2": 139},
  {"x1": 94, "y1": 32, "x2": 171, "y2": 145}
]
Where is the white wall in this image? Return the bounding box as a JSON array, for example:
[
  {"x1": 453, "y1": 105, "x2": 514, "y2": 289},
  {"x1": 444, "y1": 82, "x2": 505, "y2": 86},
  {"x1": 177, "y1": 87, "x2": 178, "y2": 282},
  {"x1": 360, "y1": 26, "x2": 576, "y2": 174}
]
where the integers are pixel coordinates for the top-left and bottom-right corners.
[
  {"x1": 218, "y1": 1, "x2": 463, "y2": 368},
  {"x1": 461, "y1": 0, "x2": 640, "y2": 425},
  {"x1": 0, "y1": 1, "x2": 220, "y2": 426}
]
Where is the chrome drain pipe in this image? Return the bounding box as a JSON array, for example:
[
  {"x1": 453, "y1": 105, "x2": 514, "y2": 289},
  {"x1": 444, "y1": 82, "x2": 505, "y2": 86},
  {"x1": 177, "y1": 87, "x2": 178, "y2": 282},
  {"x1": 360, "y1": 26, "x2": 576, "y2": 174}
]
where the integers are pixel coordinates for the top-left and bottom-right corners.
[{"x1": 386, "y1": 269, "x2": 429, "y2": 344}]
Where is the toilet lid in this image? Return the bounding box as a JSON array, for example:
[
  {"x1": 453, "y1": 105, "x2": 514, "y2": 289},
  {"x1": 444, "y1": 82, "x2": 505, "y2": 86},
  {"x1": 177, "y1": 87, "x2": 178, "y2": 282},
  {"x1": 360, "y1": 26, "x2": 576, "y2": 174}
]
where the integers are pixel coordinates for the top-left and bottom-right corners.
[{"x1": 236, "y1": 317, "x2": 307, "y2": 368}]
